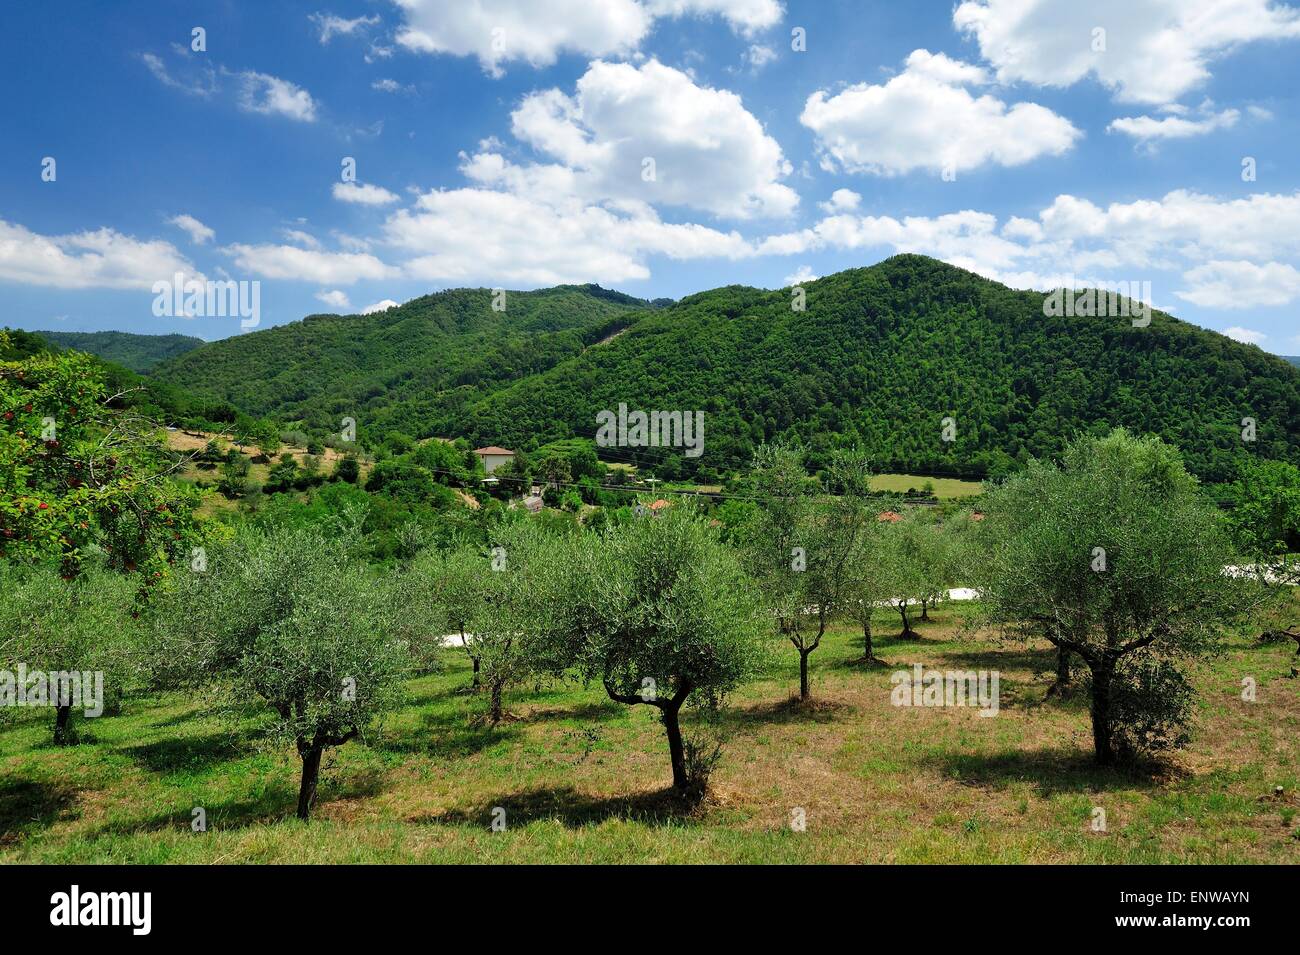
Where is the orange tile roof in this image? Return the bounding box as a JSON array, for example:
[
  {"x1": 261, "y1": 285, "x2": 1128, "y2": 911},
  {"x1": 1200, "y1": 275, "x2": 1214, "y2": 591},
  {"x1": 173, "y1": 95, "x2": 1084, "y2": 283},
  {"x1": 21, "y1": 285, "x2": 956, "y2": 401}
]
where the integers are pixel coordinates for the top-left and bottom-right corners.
[{"x1": 473, "y1": 446, "x2": 514, "y2": 456}]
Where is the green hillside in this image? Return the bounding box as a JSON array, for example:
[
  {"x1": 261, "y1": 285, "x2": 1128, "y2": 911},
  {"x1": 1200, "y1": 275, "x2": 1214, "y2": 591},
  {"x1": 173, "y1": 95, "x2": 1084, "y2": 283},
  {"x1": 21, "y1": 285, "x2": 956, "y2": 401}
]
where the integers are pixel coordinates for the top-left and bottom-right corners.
[
  {"x1": 34, "y1": 330, "x2": 204, "y2": 372},
  {"x1": 457, "y1": 256, "x2": 1300, "y2": 483},
  {"x1": 146, "y1": 256, "x2": 1300, "y2": 483},
  {"x1": 151, "y1": 285, "x2": 651, "y2": 439},
  {"x1": 1286, "y1": 356, "x2": 1300, "y2": 367}
]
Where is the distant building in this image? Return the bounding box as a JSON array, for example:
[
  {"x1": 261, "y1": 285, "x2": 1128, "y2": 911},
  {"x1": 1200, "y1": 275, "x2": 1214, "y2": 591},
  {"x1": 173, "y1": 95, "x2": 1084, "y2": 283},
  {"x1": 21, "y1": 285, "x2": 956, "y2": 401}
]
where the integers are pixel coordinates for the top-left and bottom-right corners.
[{"x1": 473, "y1": 446, "x2": 515, "y2": 475}]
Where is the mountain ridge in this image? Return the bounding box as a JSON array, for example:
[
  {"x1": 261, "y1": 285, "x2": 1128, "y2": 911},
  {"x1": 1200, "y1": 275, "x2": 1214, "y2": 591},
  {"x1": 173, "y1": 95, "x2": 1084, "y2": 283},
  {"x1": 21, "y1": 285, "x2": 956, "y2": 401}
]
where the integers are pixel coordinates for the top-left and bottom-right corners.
[{"x1": 130, "y1": 256, "x2": 1300, "y2": 482}]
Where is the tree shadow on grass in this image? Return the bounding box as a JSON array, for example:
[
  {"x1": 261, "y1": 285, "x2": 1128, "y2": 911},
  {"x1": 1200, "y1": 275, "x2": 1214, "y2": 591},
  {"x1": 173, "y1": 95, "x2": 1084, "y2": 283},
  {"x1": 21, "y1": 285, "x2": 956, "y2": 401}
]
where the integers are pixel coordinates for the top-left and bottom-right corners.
[
  {"x1": 521, "y1": 700, "x2": 625, "y2": 724},
  {"x1": 123, "y1": 730, "x2": 249, "y2": 775},
  {"x1": 722, "y1": 695, "x2": 855, "y2": 729},
  {"x1": 938, "y1": 646, "x2": 1058, "y2": 673},
  {"x1": 0, "y1": 779, "x2": 80, "y2": 843},
  {"x1": 375, "y1": 709, "x2": 523, "y2": 759},
  {"x1": 85, "y1": 772, "x2": 387, "y2": 838},
  {"x1": 929, "y1": 746, "x2": 1179, "y2": 797},
  {"x1": 417, "y1": 784, "x2": 703, "y2": 830}
]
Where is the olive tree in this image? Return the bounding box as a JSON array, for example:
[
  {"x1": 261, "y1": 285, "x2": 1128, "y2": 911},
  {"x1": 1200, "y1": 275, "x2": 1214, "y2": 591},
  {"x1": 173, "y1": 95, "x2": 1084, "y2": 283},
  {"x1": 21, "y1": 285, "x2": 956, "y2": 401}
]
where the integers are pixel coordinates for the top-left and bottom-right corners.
[
  {"x1": 404, "y1": 546, "x2": 484, "y2": 686},
  {"x1": 975, "y1": 430, "x2": 1250, "y2": 765},
  {"x1": 745, "y1": 446, "x2": 872, "y2": 700},
  {"x1": 879, "y1": 518, "x2": 925, "y2": 638},
  {"x1": 470, "y1": 521, "x2": 572, "y2": 725},
  {"x1": 0, "y1": 562, "x2": 137, "y2": 744},
  {"x1": 542, "y1": 507, "x2": 767, "y2": 795},
  {"x1": 846, "y1": 520, "x2": 892, "y2": 664},
  {"x1": 155, "y1": 523, "x2": 409, "y2": 819}
]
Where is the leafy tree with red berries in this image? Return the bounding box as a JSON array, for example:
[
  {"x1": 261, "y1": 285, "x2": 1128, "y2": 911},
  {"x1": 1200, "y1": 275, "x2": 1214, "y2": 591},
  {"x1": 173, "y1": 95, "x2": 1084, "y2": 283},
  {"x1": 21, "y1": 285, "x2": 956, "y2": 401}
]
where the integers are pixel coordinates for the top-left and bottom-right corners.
[{"x1": 1, "y1": 333, "x2": 202, "y2": 583}]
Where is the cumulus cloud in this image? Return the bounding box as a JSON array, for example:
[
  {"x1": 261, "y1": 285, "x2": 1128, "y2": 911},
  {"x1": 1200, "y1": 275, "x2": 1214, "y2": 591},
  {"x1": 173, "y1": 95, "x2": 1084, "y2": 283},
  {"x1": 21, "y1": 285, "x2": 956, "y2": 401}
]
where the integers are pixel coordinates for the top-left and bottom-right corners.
[
  {"x1": 383, "y1": 182, "x2": 752, "y2": 285},
  {"x1": 1108, "y1": 105, "x2": 1239, "y2": 144},
  {"x1": 1222, "y1": 325, "x2": 1267, "y2": 344},
  {"x1": 800, "y1": 50, "x2": 1080, "y2": 176},
  {"x1": 392, "y1": 0, "x2": 782, "y2": 75},
  {"x1": 235, "y1": 71, "x2": 318, "y2": 121},
  {"x1": 953, "y1": 0, "x2": 1300, "y2": 105},
  {"x1": 315, "y1": 289, "x2": 352, "y2": 309},
  {"x1": 362, "y1": 299, "x2": 400, "y2": 314},
  {"x1": 167, "y1": 214, "x2": 215, "y2": 245},
  {"x1": 510, "y1": 59, "x2": 797, "y2": 218},
  {"x1": 1178, "y1": 260, "x2": 1300, "y2": 308},
  {"x1": 783, "y1": 264, "x2": 818, "y2": 286},
  {"x1": 741, "y1": 43, "x2": 777, "y2": 70},
  {"x1": 0, "y1": 219, "x2": 203, "y2": 290},
  {"x1": 754, "y1": 189, "x2": 1300, "y2": 309},
  {"x1": 223, "y1": 243, "x2": 398, "y2": 284},
  {"x1": 818, "y1": 189, "x2": 861, "y2": 214},
  {"x1": 332, "y1": 181, "x2": 401, "y2": 205},
  {"x1": 280, "y1": 228, "x2": 322, "y2": 249}
]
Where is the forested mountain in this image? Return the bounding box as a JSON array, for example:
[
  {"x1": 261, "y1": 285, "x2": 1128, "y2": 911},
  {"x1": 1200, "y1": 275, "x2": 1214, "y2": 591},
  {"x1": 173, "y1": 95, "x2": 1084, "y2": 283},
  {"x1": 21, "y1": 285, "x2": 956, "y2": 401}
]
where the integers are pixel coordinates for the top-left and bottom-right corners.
[
  {"x1": 1287, "y1": 356, "x2": 1300, "y2": 368},
  {"x1": 457, "y1": 256, "x2": 1299, "y2": 483},
  {"x1": 3, "y1": 326, "x2": 274, "y2": 437},
  {"x1": 151, "y1": 285, "x2": 651, "y2": 438},
  {"x1": 144, "y1": 256, "x2": 1300, "y2": 484},
  {"x1": 34, "y1": 330, "x2": 204, "y2": 372}
]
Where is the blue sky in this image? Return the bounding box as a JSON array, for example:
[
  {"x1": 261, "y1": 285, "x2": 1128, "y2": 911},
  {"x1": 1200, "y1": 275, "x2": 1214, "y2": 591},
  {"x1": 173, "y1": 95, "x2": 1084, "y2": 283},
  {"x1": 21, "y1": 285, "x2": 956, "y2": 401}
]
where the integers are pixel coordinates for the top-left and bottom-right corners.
[{"x1": 2, "y1": 0, "x2": 1299, "y2": 354}]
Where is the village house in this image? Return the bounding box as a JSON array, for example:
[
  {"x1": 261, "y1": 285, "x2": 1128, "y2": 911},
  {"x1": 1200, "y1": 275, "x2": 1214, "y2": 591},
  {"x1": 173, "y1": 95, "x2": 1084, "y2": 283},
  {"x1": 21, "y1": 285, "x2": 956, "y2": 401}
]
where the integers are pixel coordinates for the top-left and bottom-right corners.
[{"x1": 473, "y1": 445, "x2": 515, "y2": 475}]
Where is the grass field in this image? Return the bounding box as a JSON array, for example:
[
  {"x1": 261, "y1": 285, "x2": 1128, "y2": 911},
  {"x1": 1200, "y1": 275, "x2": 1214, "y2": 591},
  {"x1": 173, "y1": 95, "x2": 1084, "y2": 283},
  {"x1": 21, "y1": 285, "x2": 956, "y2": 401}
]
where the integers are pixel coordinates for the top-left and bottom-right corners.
[
  {"x1": 871, "y1": 474, "x2": 984, "y2": 499},
  {"x1": 2, "y1": 603, "x2": 1297, "y2": 864}
]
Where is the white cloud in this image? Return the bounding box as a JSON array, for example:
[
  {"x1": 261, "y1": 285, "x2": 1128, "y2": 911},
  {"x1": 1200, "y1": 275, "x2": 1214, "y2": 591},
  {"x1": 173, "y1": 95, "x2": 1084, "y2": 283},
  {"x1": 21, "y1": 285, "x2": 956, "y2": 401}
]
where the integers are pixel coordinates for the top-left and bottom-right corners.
[
  {"x1": 332, "y1": 181, "x2": 401, "y2": 205},
  {"x1": 1108, "y1": 106, "x2": 1239, "y2": 143},
  {"x1": 0, "y1": 219, "x2": 203, "y2": 290},
  {"x1": 953, "y1": 0, "x2": 1300, "y2": 105},
  {"x1": 223, "y1": 243, "x2": 398, "y2": 284},
  {"x1": 371, "y1": 78, "x2": 412, "y2": 94},
  {"x1": 392, "y1": 0, "x2": 782, "y2": 75},
  {"x1": 235, "y1": 71, "x2": 318, "y2": 121},
  {"x1": 646, "y1": 0, "x2": 783, "y2": 35},
  {"x1": 309, "y1": 13, "x2": 380, "y2": 43},
  {"x1": 1178, "y1": 260, "x2": 1300, "y2": 308},
  {"x1": 362, "y1": 299, "x2": 401, "y2": 314},
  {"x1": 742, "y1": 43, "x2": 777, "y2": 70},
  {"x1": 141, "y1": 52, "x2": 216, "y2": 96},
  {"x1": 167, "y1": 214, "x2": 215, "y2": 245},
  {"x1": 1222, "y1": 325, "x2": 1267, "y2": 344},
  {"x1": 510, "y1": 59, "x2": 797, "y2": 219},
  {"x1": 818, "y1": 189, "x2": 861, "y2": 214},
  {"x1": 800, "y1": 49, "x2": 1080, "y2": 176},
  {"x1": 315, "y1": 289, "x2": 352, "y2": 309},
  {"x1": 754, "y1": 189, "x2": 1300, "y2": 309},
  {"x1": 280, "y1": 228, "x2": 322, "y2": 249},
  {"x1": 783, "y1": 264, "x2": 818, "y2": 285},
  {"x1": 384, "y1": 183, "x2": 752, "y2": 285}
]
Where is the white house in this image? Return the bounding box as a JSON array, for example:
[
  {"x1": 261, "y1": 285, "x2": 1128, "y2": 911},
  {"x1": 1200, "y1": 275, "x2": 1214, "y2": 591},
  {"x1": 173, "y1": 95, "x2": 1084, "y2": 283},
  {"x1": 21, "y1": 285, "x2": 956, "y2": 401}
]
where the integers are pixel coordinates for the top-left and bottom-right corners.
[{"x1": 474, "y1": 445, "x2": 515, "y2": 475}]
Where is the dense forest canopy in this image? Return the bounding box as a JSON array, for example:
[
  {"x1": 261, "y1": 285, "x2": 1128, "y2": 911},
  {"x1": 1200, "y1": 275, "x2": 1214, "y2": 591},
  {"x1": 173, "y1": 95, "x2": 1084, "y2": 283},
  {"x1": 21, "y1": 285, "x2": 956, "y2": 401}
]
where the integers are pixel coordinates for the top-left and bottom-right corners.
[
  {"x1": 461, "y1": 256, "x2": 1300, "y2": 483},
  {"x1": 33, "y1": 330, "x2": 204, "y2": 372},
  {"x1": 39, "y1": 255, "x2": 1300, "y2": 484},
  {"x1": 149, "y1": 285, "x2": 652, "y2": 440}
]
